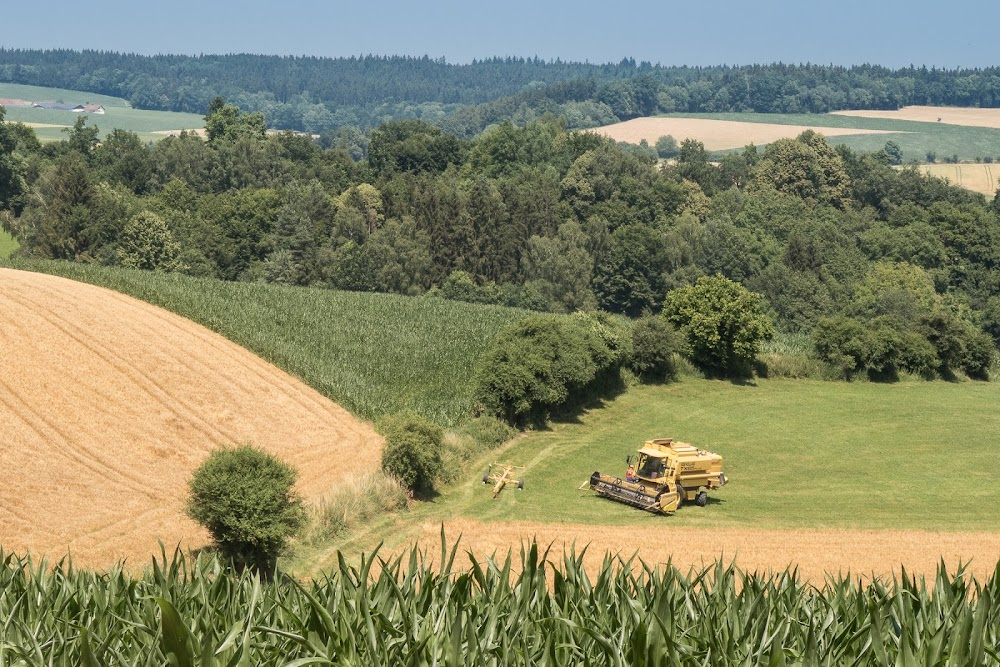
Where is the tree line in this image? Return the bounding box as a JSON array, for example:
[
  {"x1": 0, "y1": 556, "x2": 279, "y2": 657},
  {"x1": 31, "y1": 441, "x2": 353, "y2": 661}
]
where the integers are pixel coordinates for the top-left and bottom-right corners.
[
  {"x1": 4, "y1": 50, "x2": 1000, "y2": 134},
  {"x1": 3, "y1": 100, "x2": 1000, "y2": 381}
]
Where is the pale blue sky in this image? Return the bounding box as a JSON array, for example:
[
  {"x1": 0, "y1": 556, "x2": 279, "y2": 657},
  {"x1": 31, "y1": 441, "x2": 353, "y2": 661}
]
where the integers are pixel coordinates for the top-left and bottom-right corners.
[{"x1": 3, "y1": 0, "x2": 996, "y2": 68}]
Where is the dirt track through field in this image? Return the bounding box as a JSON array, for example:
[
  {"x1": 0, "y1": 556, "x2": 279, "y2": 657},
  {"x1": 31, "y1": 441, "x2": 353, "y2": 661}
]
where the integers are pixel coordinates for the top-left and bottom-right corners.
[
  {"x1": 832, "y1": 106, "x2": 1000, "y2": 128},
  {"x1": 592, "y1": 117, "x2": 903, "y2": 151},
  {"x1": 0, "y1": 269, "x2": 382, "y2": 567},
  {"x1": 410, "y1": 520, "x2": 1000, "y2": 583}
]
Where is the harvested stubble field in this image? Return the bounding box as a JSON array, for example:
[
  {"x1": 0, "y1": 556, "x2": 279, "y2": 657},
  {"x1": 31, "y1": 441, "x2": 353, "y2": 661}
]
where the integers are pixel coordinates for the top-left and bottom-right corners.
[
  {"x1": 605, "y1": 111, "x2": 1000, "y2": 163},
  {"x1": 9, "y1": 262, "x2": 1000, "y2": 584},
  {"x1": 832, "y1": 105, "x2": 1000, "y2": 128},
  {"x1": 11, "y1": 259, "x2": 527, "y2": 425},
  {"x1": 916, "y1": 163, "x2": 997, "y2": 197},
  {"x1": 591, "y1": 117, "x2": 903, "y2": 151},
  {"x1": 0, "y1": 269, "x2": 381, "y2": 566}
]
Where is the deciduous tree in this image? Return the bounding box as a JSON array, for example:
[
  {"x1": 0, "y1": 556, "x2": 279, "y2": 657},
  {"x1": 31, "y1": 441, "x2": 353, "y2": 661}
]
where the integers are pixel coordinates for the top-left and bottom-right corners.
[{"x1": 663, "y1": 275, "x2": 775, "y2": 375}]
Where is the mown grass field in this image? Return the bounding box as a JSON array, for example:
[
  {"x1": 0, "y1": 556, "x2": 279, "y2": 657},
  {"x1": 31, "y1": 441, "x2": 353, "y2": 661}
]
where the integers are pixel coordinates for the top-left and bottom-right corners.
[
  {"x1": 0, "y1": 82, "x2": 128, "y2": 107},
  {"x1": 662, "y1": 112, "x2": 1000, "y2": 163},
  {"x1": 5, "y1": 260, "x2": 526, "y2": 425},
  {"x1": 405, "y1": 379, "x2": 1000, "y2": 533},
  {"x1": 0, "y1": 82, "x2": 204, "y2": 142}
]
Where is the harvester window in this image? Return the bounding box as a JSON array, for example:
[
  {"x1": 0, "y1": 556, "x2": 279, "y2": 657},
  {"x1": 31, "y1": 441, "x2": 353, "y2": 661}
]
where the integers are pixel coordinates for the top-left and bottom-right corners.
[{"x1": 637, "y1": 455, "x2": 665, "y2": 479}]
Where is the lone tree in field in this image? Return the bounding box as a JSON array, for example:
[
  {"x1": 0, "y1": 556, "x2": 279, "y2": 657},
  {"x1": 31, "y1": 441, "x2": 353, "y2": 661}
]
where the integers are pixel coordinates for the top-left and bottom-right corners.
[
  {"x1": 379, "y1": 412, "x2": 444, "y2": 495},
  {"x1": 663, "y1": 275, "x2": 774, "y2": 376},
  {"x1": 187, "y1": 445, "x2": 305, "y2": 574}
]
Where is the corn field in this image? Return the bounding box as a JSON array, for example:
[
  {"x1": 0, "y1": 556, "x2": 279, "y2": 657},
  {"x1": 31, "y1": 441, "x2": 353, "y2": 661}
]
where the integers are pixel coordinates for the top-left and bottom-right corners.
[{"x1": 2, "y1": 538, "x2": 999, "y2": 666}]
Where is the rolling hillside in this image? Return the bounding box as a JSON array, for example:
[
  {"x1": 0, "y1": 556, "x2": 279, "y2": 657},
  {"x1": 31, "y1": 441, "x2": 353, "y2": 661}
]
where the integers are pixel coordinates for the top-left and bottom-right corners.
[
  {"x1": 0, "y1": 268, "x2": 382, "y2": 566},
  {"x1": 600, "y1": 110, "x2": 1000, "y2": 164},
  {"x1": 0, "y1": 82, "x2": 204, "y2": 142},
  {"x1": 6, "y1": 260, "x2": 529, "y2": 424}
]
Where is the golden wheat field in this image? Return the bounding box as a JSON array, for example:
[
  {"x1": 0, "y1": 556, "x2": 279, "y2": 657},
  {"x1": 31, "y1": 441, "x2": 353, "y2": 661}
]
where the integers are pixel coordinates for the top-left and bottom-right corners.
[
  {"x1": 0, "y1": 269, "x2": 382, "y2": 567},
  {"x1": 591, "y1": 117, "x2": 902, "y2": 151},
  {"x1": 915, "y1": 163, "x2": 998, "y2": 196},
  {"x1": 832, "y1": 105, "x2": 1000, "y2": 129}
]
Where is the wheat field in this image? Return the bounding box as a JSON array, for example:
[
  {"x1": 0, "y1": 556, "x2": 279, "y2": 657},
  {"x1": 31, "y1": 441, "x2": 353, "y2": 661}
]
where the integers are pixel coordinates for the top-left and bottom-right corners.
[
  {"x1": 832, "y1": 105, "x2": 1000, "y2": 129},
  {"x1": 0, "y1": 269, "x2": 382, "y2": 566},
  {"x1": 591, "y1": 117, "x2": 902, "y2": 150}
]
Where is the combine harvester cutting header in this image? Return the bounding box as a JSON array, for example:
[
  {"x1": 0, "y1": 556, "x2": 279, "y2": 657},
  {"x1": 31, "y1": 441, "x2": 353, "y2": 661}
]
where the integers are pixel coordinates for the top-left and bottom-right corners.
[{"x1": 589, "y1": 438, "x2": 727, "y2": 513}]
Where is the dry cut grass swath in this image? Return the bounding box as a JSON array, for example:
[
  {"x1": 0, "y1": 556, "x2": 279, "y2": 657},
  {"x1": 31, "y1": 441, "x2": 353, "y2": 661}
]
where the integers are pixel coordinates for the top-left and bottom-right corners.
[
  {"x1": 0, "y1": 268, "x2": 382, "y2": 567},
  {"x1": 406, "y1": 519, "x2": 1000, "y2": 584}
]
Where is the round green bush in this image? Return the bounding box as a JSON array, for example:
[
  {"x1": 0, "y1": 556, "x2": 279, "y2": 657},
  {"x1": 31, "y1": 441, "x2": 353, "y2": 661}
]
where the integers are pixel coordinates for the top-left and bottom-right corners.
[
  {"x1": 379, "y1": 412, "x2": 444, "y2": 494},
  {"x1": 472, "y1": 315, "x2": 617, "y2": 424},
  {"x1": 186, "y1": 445, "x2": 305, "y2": 574}
]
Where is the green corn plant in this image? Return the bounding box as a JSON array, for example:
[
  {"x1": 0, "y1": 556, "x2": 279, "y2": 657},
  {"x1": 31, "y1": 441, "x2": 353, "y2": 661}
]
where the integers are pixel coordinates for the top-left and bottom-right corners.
[{"x1": 3, "y1": 539, "x2": 1000, "y2": 665}]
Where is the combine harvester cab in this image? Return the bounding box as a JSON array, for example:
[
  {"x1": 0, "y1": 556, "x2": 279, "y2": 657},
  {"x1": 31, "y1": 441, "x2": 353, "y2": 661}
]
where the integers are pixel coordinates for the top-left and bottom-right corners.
[{"x1": 589, "y1": 438, "x2": 727, "y2": 513}]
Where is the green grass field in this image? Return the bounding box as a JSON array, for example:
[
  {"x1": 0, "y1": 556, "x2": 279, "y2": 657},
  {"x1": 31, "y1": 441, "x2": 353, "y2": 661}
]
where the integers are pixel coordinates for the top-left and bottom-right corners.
[
  {"x1": 0, "y1": 82, "x2": 204, "y2": 142},
  {"x1": 4, "y1": 259, "x2": 526, "y2": 425},
  {"x1": 668, "y1": 112, "x2": 1000, "y2": 163},
  {"x1": 408, "y1": 378, "x2": 1000, "y2": 533},
  {"x1": 0, "y1": 229, "x2": 17, "y2": 259},
  {"x1": 0, "y1": 82, "x2": 128, "y2": 107}
]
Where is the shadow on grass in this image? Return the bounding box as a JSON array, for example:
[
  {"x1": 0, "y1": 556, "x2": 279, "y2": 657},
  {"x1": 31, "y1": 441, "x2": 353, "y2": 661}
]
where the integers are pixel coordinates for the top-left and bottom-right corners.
[
  {"x1": 543, "y1": 371, "x2": 630, "y2": 427},
  {"x1": 413, "y1": 488, "x2": 442, "y2": 503}
]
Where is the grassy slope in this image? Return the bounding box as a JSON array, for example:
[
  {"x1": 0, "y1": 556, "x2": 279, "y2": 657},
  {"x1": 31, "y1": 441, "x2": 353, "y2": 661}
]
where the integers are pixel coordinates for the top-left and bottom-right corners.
[
  {"x1": 0, "y1": 230, "x2": 17, "y2": 259},
  {"x1": 666, "y1": 112, "x2": 1000, "y2": 163},
  {"x1": 0, "y1": 83, "x2": 128, "y2": 107},
  {"x1": 5, "y1": 260, "x2": 526, "y2": 425},
  {"x1": 394, "y1": 379, "x2": 1000, "y2": 534},
  {"x1": 3, "y1": 107, "x2": 205, "y2": 143},
  {"x1": 0, "y1": 83, "x2": 204, "y2": 142}
]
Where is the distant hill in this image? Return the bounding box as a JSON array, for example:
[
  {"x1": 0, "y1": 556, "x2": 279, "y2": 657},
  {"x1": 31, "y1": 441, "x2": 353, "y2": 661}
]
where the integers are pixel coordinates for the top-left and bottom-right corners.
[
  {"x1": 0, "y1": 82, "x2": 204, "y2": 142},
  {"x1": 3, "y1": 49, "x2": 1000, "y2": 135}
]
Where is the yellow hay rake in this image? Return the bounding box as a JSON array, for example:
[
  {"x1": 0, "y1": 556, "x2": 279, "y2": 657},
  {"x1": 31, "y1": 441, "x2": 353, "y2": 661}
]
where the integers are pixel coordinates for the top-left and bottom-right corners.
[{"x1": 482, "y1": 462, "x2": 525, "y2": 498}]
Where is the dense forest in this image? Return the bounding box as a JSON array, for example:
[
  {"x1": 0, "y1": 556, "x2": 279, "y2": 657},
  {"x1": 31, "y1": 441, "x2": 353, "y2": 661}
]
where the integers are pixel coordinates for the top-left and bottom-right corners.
[
  {"x1": 4, "y1": 50, "x2": 1000, "y2": 134},
  {"x1": 3, "y1": 99, "x2": 1000, "y2": 380}
]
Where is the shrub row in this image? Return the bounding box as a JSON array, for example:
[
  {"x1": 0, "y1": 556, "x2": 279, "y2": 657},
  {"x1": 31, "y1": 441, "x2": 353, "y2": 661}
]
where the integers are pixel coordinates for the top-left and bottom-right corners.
[
  {"x1": 472, "y1": 312, "x2": 636, "y2": 424},
  {"x1": 814, "y1": 313, "x2": 994, "y2": 381},
  {"x1": 473, "y1": 276, "x2": 778, "y2": 424}
]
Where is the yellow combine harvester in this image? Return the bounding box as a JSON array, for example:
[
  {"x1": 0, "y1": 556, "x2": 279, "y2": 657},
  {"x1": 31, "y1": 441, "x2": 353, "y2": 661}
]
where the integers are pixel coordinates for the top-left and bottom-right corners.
[{"x1": 589, "y1": 438, "x2": 727, "y2": 513}]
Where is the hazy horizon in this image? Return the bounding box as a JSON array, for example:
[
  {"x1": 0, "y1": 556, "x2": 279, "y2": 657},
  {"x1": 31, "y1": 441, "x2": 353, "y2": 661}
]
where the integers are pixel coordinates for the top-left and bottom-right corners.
[{"x1": 3, "y1": 0, "x2": 997, "y2": 70}]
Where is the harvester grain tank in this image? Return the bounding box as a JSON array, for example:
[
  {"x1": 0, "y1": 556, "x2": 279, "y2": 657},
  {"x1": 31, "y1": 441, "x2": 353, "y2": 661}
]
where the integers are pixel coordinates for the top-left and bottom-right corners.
[{"x1": 589, "y1": 438, "x2": 727, "y2": 513}]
